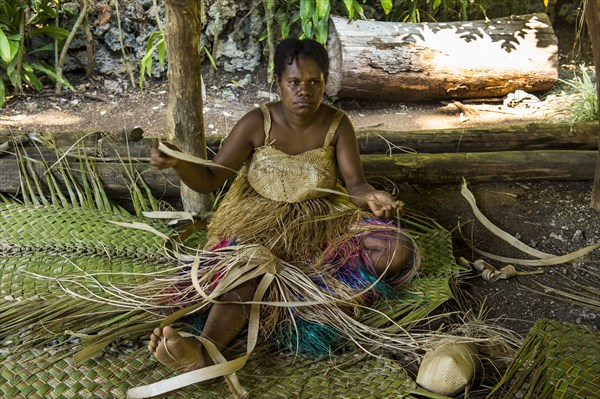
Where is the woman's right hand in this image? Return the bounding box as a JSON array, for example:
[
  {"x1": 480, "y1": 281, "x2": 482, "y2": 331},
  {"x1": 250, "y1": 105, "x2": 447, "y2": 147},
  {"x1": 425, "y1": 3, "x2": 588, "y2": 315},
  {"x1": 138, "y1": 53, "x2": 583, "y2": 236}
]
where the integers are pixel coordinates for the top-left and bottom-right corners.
[{"x1": 149, "y1": 141, "x2": 180, "y2": 170}]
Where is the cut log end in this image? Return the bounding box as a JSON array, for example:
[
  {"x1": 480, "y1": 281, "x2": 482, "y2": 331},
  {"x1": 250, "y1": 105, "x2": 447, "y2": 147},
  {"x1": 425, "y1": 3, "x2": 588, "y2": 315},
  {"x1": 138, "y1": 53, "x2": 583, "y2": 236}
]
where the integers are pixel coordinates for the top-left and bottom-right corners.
[{"x1": 325, "y1": 19, "x2": 343, "y2": 97}]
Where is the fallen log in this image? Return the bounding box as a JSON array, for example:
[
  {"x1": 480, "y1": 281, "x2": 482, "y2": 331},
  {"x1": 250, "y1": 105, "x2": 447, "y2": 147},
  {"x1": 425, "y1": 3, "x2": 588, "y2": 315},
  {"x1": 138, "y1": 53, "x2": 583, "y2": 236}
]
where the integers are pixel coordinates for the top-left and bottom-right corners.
[
  {"x1": 0, "y1": 126, "x2": 144, "y2": 148},
  {"x1": 326, "y1": 14, "x2": 558, "y2": 101},
  {"x1": 356, "y1": 122, "x2": 598, "y2": 153},
  {"x1": 361, "y1": 151, "x2": 597, "y2": 185},
  {"x1": 6, "y1": 121, "x2": 596, "y2": 159},
  {"x1": 1, "y1": 151, "x2": 595, "y2": 198},
  {"x1": 0, "y1": 159, "x2": 179, "y2": 198}
]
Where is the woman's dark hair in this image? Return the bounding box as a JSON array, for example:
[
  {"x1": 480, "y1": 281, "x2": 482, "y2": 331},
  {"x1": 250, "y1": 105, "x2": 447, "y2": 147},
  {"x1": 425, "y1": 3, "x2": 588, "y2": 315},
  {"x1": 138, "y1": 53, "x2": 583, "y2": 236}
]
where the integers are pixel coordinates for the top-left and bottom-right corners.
[{"x1": 273, "y1": 38, "x2": 329, "y2": 83}]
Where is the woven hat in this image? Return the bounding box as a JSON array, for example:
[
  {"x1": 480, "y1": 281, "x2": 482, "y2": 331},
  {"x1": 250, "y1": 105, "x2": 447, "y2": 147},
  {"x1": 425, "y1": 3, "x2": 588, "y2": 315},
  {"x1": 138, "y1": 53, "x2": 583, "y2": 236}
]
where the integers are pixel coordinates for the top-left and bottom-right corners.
[{"x1": 416, "y1": 341, "x2": 480, "y2": 396}]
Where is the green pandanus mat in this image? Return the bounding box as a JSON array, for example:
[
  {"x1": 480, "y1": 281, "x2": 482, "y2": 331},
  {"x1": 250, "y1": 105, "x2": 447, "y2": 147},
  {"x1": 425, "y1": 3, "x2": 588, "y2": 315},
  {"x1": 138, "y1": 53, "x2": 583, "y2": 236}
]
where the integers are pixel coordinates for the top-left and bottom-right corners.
[
  {"x1": 0, "y1": 346, "x2": 453, "y2": 399},
  {"x1": 0, "y1": 199, "x2": 463, "y2": 398},
  {"x1": 487, "y1": 319, "x2": 600, "y2": 399},
  {"x1": 0, "y1": 202, "x2": 176, "y2": 260}
]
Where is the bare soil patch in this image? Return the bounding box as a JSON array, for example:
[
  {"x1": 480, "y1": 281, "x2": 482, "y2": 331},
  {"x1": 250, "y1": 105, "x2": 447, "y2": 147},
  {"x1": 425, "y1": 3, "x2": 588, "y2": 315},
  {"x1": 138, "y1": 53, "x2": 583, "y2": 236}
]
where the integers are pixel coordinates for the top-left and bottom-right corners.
[{"x1": 0, "y1": 72, "x2": 576, "y2": 135}]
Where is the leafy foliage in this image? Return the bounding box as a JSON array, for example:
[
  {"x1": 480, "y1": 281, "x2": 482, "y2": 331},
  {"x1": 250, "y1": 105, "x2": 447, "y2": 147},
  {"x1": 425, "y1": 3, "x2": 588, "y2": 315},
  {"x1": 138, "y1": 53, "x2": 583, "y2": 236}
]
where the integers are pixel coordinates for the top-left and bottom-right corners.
[
  {"x1": 0, "y1": 0, "x2": 74, "y2": 107},
  {"x1": 140, "y1": 31, "x2": 165, "y2": 90},
  {"x1": 559, "y1": 65, "x2": 598, "y2": 122},
  {"x1": 139, "y1": 30, "x2": 217, "y2": 91}
]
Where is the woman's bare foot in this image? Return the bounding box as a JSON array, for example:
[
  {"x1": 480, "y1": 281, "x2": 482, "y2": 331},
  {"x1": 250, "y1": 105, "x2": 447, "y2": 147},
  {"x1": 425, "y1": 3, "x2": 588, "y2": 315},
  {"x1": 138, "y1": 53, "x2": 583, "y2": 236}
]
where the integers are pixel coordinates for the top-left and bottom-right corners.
[{"x1": 148, "y1": 326, "x2": 210, "y2": 372}]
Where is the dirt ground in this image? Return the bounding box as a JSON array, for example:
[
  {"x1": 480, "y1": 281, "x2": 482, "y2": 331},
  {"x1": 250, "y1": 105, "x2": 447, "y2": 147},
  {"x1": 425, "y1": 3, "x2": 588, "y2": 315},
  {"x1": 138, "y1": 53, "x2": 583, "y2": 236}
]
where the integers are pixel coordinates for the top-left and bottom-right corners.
[{"x1": 1, "y1": 65, "x2": 599, "y2": 341}]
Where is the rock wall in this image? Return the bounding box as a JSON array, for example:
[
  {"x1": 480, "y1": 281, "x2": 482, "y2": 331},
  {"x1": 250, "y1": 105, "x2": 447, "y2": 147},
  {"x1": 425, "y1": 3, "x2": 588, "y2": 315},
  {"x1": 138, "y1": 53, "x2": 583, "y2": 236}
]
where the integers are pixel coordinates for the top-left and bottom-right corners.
[
  {"x1": 61, "y1": 0, "x2": 266, "y2": 83},
  {"x1": 57, "y1": 0, "x2": 581, "y2": 86}
]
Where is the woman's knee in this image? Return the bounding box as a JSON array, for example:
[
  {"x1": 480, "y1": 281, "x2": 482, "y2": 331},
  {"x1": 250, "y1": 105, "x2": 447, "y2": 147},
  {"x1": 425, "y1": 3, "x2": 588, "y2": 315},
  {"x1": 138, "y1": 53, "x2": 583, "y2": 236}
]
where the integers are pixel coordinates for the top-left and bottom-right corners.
[{"x1": 362, "y1": 234, "x2": 414, "y2": 277}]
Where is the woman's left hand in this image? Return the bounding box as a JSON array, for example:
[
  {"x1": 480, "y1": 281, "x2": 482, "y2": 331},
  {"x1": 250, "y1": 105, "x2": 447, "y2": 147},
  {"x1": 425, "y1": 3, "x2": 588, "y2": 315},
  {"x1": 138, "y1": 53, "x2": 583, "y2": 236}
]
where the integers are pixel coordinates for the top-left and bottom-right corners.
[{"x1": 365, "y1": 190, "x2": 403, "y2": 218}]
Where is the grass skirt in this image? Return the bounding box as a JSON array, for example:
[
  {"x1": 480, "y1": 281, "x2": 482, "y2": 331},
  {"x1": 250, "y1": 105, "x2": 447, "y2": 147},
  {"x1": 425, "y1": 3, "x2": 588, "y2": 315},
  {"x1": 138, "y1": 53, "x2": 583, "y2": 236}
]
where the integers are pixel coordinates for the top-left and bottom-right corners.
[{"x1": 171, "y1": 174, "x2": 420, "y2": 355}]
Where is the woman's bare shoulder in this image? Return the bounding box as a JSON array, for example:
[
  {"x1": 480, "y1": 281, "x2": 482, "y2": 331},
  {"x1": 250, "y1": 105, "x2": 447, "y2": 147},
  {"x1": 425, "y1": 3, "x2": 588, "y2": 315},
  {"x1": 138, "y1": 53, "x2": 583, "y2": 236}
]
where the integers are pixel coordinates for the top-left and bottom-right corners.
[
  {"x1": 327, "y1": 104, "x2": 354, "y2": 143},
  {"x1": 226, "y1": 105, "x2": 267, "y2": 146}
]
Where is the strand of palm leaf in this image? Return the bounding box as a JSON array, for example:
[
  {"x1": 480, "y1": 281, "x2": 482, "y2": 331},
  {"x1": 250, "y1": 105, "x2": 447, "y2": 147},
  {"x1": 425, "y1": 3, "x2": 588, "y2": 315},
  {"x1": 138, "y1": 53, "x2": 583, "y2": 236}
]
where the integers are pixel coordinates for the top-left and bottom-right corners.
[
  {"x1": 460, "y1": 179, "x2": 600, "y2": 266},
  {"x1": 157, "y1": 141, "x2": 240, "y2": 174},
  {"x1": 127, "y1": 234, "x2": 495, "y2": 399},
  {"x1": 51, "y1": 237, "x2": 429, "y2": 359},
  {"x1": 32, "y1": 226, "x2": 428, "y2": 398}
]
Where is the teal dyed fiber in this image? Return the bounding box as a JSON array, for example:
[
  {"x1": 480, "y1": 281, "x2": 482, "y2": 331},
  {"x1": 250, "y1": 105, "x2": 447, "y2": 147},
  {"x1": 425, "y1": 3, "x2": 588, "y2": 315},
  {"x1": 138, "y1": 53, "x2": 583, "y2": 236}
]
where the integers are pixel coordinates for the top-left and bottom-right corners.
[
  {"x1": 181, "y1": 311, "x2": 210, "y2": 336},
  {"x1": 358, "y1": 266, "x2": 402, "y2": 300},
  {"x1": 183, "y1": 309, "x2": 342, "y2": 356},
  {"x1": 177, "y1": 267, "x2": 400, "y2": 357},
  {"x1": 278, "y1": 317, "x2": 343, "y2": 356}
]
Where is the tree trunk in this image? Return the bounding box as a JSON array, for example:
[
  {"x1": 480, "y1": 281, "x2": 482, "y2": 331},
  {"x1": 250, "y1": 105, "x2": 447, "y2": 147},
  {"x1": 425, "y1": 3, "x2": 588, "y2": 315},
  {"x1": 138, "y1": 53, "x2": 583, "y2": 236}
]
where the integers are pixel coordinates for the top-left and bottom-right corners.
[
  {"x1": 164, "y1": 0, "x2": 210, "y2": 212},
  {"x1": 585, "y1": 0, "x2": 600, "y2": 210},
  {"x1": 327, "y1": 14, "x2": 558, "y2": 101}
]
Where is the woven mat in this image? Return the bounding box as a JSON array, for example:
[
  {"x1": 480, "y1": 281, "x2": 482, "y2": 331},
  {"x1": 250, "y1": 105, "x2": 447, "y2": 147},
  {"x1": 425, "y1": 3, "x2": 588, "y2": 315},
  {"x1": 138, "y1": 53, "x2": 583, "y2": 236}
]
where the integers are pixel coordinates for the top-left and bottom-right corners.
[
  {"x1": 0, "y1": 347, "x2": 427, "y2": 399},
  {"x1": 0, "y1": 202, "x2": 172, "y2": 260},
  {"x1": 0, "y1": 203, "x2": 462, "y2": 398},
  {"x1": 486, "y1": 318, "x2": 600, "y2": 399}
]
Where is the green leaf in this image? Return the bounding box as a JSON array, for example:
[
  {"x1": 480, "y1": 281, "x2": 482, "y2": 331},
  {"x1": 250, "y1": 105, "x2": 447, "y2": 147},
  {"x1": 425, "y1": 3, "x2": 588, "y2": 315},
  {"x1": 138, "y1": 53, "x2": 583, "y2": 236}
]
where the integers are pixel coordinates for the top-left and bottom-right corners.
[
  {"x1": 0, "y1": 28, "x2": 13, "y2": 63},
  {"x1": 6, "y1": 62, "x2": 22, "y2": 90},
  {"x1": 139, "y1": 31, "x2": 165, "y2": 89},
  {"x1": 0, "y1": 80, "x2": 6, "y2": 108},
  {"x1": 38, "y1": 2, "x2": 59, "y2": 19},
  {"x1": 432, "y1": 0, "x2": 441, "y2": 12},
  {"x1": 314, "y1": 18, "x2": 328, "y2": 44},
  {"x1": 30, "y1": 26, "x2": 69, "y2": 40},
  {"x1": 23, "y1": 69, "x2": 43, "y2": 91},
  {"x1": 30, "y1": 62, "x2": 56, "y2": 79},
  {"x1": 316, "y1": 0, "x2": 330, "y2": 20},
  {"x1": 352, "y1": 0, "x2": 365, "y2": 19},
  {"x1": 380, "y1": 0, "x2": 393, "y2": 15},
  {"x1": 146, "y1": 31, "x2": 161, "y2": 53},
  {"x1": 28, "y1": 42, "x2": 55, "y2": 55},
  {"x1": 157, "y1": 38, "x2": 166, "y2": 70},
  {"x1": 277, "y1": 8, "x2": 297, "y2": 39},
  {"x1": 258, "y1": 28, "x2": 268, "y2": 41},
  {"x1": 342, "y1": 0, "x2": 355, "y2": 19},
  {"x1": 300, "y1": 0, "x2": 314, "y2": 24},
  {"x1": 32, "y1": 61, "x2": 73, "y2": 91},
  {"x1": 280, "y1": 20, "x2": 290, "y2": 38},
  {"x1": 203, "y1": 45, "x2": 217, "y2": 71},
  {"x1": 8, "y1": 38, "x2": 19, "y2": 60},
  {"x1": 301, "y1": 20, "x2": 313, "y2": 39},
  {"x1": 142, "y1": 51, "x2": 153, "y2": 77},
  {"x1": 140, "y1": 50, "x2": 153, "y2": 85},
  {"x1": 6, "y1": 33, "x2": 21, "y2": 42}
]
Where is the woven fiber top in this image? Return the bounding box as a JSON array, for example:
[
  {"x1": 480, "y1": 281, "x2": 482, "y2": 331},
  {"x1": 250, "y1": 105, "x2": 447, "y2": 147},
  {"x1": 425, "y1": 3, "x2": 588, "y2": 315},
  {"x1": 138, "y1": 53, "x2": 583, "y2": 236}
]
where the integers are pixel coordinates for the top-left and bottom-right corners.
[{"x1": 246, "y1": 105, "x2": 342, "y2": 203}]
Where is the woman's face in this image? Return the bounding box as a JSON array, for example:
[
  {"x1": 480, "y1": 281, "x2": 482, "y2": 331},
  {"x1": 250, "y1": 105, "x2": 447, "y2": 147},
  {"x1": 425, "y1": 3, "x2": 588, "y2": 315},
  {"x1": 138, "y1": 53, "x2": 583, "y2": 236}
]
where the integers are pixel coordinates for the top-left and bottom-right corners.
[{"x1": 277, "y1": 56, "x2": 325, "y2": 116}]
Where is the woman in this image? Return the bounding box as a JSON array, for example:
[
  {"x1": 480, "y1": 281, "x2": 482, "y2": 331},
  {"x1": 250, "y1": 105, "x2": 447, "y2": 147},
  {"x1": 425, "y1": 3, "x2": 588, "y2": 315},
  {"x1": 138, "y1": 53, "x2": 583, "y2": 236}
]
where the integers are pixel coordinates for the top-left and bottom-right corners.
[{"x1": 148, "y1": 38, "x2": 419, "y2": 376}]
